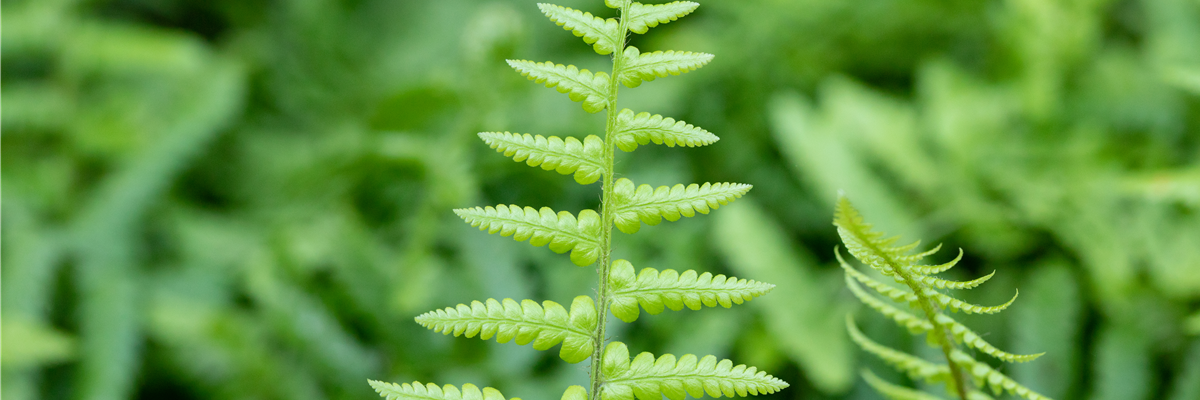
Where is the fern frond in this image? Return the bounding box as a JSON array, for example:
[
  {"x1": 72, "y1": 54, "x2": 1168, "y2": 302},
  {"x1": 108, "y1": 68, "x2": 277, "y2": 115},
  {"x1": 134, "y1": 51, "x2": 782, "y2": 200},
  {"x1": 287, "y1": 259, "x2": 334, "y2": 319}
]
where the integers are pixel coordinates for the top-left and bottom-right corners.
[
  {"x1": 933, "y1": 315, "x2": 1043, "y2": 363},
  {"x1": 618, "y1": 46, "x2": 713, "y2": 88},
  {"x1": 537, "y1": 3, "x2": 622, "y2": 55},
  {"x1": 625, "y1": 1, "x2": 699, "y2": 34},
  {"x1": 910, "y1": 249, "x2": 963, "y2": 275},
  {"x1": 612, "y1": 109, "x2": 719, "y2": 152},
  {"x1": 861, "y1": 370, "x2": 946, "y2": 400},
  {"x1": 507, "y1": 60, "x2": 610, "y2": 113},
  {"x1": 415, "y1": 296, "x2": 597, "y2": 363},
  {"x1": 914, "y1": 271, "x2": 995, "y2": 290},
  {"x1": 845, "y1": 275, "x2": 932, "y2": 333},
  {"x1": 948, "y1": 351, "x2": 1050, "y2": 400},
  {"x1": 369, "y1": 381, "x2": 519, "y2": 400},
  {"x1": 607, "y1": 259, "x2": 774, "y2": 322},
  {"x1": 846, "y1": 316, "x2": 950, "y2": 383},
  {"x1": 478, "y1": 132, "x2": 605, "y2": 184},
  {"x1": 600, "y1": 342, "x2": 788, "y2": 400},
  {"x1": 611, "y1": 178, "x2": 750, "y2": 234},
  {"x1": 924, "y1": 288, "x2": 1018, "y2": 315},
  {"x1": 454, "y1": 205, "x2": 601, "y2": 266}
]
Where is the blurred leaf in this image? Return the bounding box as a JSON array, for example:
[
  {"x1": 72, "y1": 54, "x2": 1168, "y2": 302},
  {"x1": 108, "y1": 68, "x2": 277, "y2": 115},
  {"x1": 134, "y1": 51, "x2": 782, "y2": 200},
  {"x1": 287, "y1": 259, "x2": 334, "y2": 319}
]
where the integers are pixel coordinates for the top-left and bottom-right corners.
[
  {"x1": 712, "y1": 199, "x2": 853, "y2": 394},
  {"x1": 0, "y1": 316, "x2": 76, "y2": 368},
  {"x1": 1010, "y1": 260, "x2": 1083, "y2": 399}
]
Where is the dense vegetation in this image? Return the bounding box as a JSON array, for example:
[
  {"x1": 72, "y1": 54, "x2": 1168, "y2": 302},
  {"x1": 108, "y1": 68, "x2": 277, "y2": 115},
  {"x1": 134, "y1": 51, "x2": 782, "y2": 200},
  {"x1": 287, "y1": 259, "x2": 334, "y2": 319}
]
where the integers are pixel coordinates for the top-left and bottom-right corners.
[{"x1": 3, "y1": 1, "x2": 1199, "y2": 400}]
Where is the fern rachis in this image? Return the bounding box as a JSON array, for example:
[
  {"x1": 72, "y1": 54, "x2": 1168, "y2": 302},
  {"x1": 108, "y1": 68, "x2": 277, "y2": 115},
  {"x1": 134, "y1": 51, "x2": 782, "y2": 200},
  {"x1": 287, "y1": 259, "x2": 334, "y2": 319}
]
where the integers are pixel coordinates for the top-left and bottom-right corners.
[
  {"x1": 372, "y1": 3, "x2": 787, "y2": 400},
  {"x1": 834, "y1": 196, "x2": 1049, "y2": 400}
]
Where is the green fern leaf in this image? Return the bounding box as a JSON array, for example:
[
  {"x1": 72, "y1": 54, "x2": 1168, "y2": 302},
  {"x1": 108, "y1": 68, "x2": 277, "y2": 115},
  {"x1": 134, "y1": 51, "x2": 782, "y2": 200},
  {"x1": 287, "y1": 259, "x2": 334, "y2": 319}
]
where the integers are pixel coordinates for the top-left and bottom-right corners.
[
  {"x1": 837, "y1": 250, "x2": 919, "y2": 304},
  {"x1": 478, "y1": 132, "x2": 605, "y2": 184},
  {"x1": 924, "y1": 288, "x2": 1018, "y2": 315},
  {"x1": 845, "y1": 274, "x2": 933, "y2": 333},
  {"x1": 507, "y1": 60, "x2": 610, "y2": 113},
  {"x1": 612, "y1": 109, "x2": 719, "y2": 152},
  {"x1": 537, "y1": 3, "x2": 622, "y2": 55},
  {"x1": 415, "y1": 296, "x2": 597, "y2": 363},
  {"x1": 369, "y1": 381, "x2": 519, "y2": 400},
  {"x1": 607, "y1": 259, "x2": 774, "y2": 322},
  {"x1": 625, "y1": 1, "x2": 699, "y2": 34},
  {"x1": 861, "y1": 370, "x2": 947, "y2": 400},
  {"x1": 454, "y1": 205, "x2": 601, "y2": 266},
  {"x1": 846, "y1": 316, "x2": 950, "y2": 383},
  {"x1": 934, "y1": 314, "x2": 1044, "y2": 363},
  {"x1": 618, "y1": 46, "x2": 713, "y2": 88},
  {"x1": 600, "y1": 342, "x2": 789, "y2": 400},
  {"x1": 910, "y1": 249, "x2": 963, "y2": 275},
  {"x1": 611, "y1": 178, "x2": 750, "y2": 234},
  {"x1": 916, "y1": 271, "x2": 995, "y2": 290},
  {"x1": 949, "y1": 351, "x2": 1050, "y2": 400}
]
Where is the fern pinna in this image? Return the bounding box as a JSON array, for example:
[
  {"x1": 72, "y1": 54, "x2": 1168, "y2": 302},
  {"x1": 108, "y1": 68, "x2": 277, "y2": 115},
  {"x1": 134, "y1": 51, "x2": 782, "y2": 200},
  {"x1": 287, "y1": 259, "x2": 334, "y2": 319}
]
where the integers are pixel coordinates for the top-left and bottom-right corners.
[
  {"x1": 369, "y1": 2, "x2": 788, "y2": 400},
  {"x1": 833, "y1": 196, "x2": 1049, "y2": 400}
]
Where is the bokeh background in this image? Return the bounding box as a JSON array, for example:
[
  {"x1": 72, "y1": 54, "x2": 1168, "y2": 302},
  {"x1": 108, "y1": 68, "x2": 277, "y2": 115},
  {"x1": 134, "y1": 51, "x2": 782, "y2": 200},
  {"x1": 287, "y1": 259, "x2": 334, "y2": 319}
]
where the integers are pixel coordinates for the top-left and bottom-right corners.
[{"x1": 4, "y1": 0, "x2": 1200, "y2": 399}]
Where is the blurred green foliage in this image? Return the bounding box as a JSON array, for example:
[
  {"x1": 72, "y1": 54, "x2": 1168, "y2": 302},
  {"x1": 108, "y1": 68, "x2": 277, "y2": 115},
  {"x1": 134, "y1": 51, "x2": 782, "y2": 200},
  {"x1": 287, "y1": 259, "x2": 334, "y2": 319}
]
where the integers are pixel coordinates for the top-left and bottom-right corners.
[{"x1": 2, "y1": 0, "x2": 1199, "y2": 400}]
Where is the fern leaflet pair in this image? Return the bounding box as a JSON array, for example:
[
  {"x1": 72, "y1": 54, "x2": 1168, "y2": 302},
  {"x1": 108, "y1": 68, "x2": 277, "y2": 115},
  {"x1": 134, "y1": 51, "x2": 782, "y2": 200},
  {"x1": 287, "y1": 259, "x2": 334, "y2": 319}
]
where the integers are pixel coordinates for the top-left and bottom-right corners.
[
  {"x1": 371, "y1": 2, "x2": 788, "y2": 400},
  {"x1": 835, "y1": 196, "x2": 1051, "y2": 400}
]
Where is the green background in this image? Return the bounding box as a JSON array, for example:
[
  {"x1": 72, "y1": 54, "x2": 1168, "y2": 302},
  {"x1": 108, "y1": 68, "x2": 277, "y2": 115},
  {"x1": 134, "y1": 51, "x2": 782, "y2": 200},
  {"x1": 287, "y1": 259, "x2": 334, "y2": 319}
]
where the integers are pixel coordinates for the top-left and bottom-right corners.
[{"x1": 3, "y1": 0, "x2": 1200, "y2": 399}]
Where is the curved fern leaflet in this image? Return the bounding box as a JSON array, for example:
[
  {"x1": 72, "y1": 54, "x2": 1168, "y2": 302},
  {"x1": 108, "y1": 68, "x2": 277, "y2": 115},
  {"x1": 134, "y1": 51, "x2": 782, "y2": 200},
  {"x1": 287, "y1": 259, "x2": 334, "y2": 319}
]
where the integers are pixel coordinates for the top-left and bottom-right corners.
[
  {"x1": 611, "y1": 178, "x2": 750, "y2": 234},
  {"x1": 415, "y1": 296, "x2": 598, "y2": 363},
  {"x1": 507, "y1": 60, "x2": 610, "y2": 113},
  {"x1": 478, "y1": 132, "x2": 605, "y2": 184},
  {"x1": 369, "y1": 381, "x2": 520, "y2": 400},
  {"x1": 625, "y1": 1, "x2": 699, "y2": 34},
  {"x1": 607, "y1": 259, "x2": 774, "y2": 322},
  {"x1": 612, "y1": 109, "x2": 719, "y2": 151},
  {"x1": 537, "y1": 3, "x2": 622, "y2": 55},
  {"x1": 599, "y1": 342, "x2": 789, "y2": 400},
  {"x1": 619, "y1": 46, "x2": 713, "y2": 88},
  {"x1": 454, "y1": 205, "x2": 601, "y2": 266}
]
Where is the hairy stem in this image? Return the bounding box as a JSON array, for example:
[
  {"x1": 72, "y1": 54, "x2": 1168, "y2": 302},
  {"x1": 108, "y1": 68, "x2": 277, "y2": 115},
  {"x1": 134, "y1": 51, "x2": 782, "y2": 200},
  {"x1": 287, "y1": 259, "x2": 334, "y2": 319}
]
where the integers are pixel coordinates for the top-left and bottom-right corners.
[{"x1": 589, "y1": 3, "x2": 632, "y2": 400}]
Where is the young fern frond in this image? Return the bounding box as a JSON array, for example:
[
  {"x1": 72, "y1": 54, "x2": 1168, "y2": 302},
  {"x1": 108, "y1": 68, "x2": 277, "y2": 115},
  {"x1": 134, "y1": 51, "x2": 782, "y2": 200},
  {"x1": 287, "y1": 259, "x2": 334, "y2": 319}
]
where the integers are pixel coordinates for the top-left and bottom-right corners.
[
  {"x1": 478, "y1": 132, "x2": 605, "y2": 184},
  {"x1": 453, "y1": 205, "x2": 601, "y2": 266},
  {"x1": 834, "y1": 196, "x2": 1051, "y2": 400},
  {"x1": 369, "y1": 381, "x2": 519, "y2": 400},
  {"x1": 612, "y1": 109, "x2": 719, "y2": 151},
  {"x1": 415, "y1": 297, "x2": 598, "y2": 363},
  {"x1": 608, "y1": 259, "x2": 774, "y2": 322},
  {"x1": 379, "y1": 3, "x2": 784, "y2": 400},
  {"x1": 611, "y1": 179, "x2": 752, "y2": 234},
  {"x1": 600, "y1": 343, "x2": 789, "y2": 400}
]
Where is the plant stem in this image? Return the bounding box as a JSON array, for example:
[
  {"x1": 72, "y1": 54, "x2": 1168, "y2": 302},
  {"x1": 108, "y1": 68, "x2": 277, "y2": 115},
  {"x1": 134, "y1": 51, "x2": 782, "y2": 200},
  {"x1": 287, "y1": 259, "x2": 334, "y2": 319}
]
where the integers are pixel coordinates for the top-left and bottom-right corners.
[
  {"x1": 588, "y1": 3, "x2": 632, "y2": 400},
  {"x1": 890, "y1": 263, "x2": 971, "y2": 400}
]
